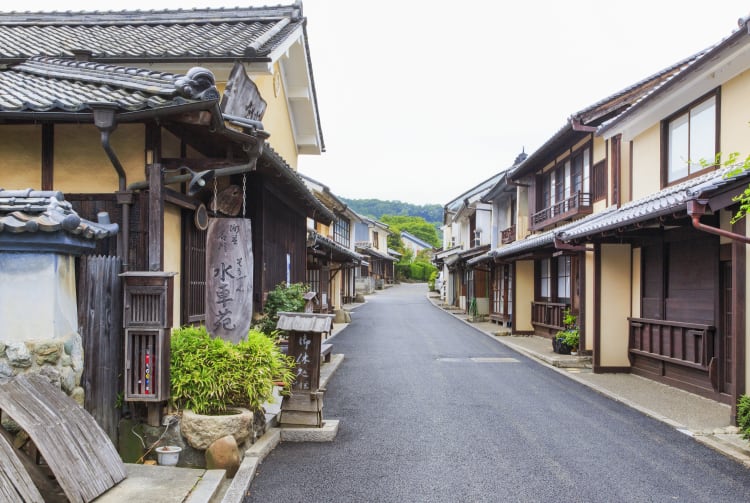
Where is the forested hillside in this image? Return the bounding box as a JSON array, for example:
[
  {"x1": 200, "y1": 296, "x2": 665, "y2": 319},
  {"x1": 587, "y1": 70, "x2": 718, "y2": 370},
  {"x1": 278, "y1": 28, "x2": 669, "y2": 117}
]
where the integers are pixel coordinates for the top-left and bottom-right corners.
[{"x1": 341, "y1": 198, "x2": 442, "y2": 224}]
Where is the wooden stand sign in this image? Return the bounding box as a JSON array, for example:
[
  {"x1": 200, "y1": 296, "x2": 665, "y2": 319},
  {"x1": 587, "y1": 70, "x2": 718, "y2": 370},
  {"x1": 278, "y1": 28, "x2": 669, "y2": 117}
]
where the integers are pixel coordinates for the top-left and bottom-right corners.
[
  {"x1": 206, "y1": 218, "x2": 253, "y2": 343},
  {"x1": 276, "y1": 312, "x2": 334, "y2": 428}
]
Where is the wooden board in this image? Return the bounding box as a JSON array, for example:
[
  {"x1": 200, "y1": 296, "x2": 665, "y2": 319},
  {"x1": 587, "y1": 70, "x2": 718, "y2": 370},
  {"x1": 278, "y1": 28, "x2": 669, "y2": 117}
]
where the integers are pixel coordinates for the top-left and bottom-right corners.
[
  {"x1": 0, "y1": 429, "x2": 44, "y2": 503},
  {"x1": 0, "y1": 375, "x2": 127, "y2": 503},
  {"x1": 206, "y1": 218, "x2": 254, "y2": 343}
]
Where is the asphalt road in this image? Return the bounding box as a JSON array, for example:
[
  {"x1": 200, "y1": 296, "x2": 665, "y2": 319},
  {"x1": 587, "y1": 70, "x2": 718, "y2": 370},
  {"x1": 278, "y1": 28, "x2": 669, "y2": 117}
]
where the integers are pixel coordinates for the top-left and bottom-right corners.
[{"x1": 245, "y1": 283, "x2": 750, "y2": 502}]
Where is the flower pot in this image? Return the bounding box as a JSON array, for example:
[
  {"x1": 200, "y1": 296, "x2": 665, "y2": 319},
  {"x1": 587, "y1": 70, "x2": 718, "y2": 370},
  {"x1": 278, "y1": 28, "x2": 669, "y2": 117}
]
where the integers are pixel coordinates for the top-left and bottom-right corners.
[{"x1": 155, "y1": 445, "x2": 182, "y2": 466}]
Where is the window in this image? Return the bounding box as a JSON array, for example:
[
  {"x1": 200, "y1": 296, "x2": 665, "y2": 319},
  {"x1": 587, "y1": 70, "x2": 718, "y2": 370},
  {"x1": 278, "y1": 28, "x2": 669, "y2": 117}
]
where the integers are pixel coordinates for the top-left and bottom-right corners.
[
  {"x1": 665, "y1": 94, "x2": 717, "y2": 184},
  {"x1": 592, "y1": 160, "x2": 607, "y2": 201},
  {"x1": 557, "y1": 256, "x2": 571, "y2": 302},
  {"x1": 540, "y1": 258, "x2": 551, "y2": 299},
  {"x1": 333, "y1": 216, "x2": 350, "y2": 248},
  {"x1": 372, "y1": 231, "x2": 379, "y2": 249}
]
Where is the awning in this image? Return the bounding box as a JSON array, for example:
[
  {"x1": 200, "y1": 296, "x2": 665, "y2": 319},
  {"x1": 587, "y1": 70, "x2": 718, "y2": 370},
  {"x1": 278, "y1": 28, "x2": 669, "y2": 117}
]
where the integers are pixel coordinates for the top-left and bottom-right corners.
[{"x1": 558, "y1": 165, "x2": 750, "y2": 243}]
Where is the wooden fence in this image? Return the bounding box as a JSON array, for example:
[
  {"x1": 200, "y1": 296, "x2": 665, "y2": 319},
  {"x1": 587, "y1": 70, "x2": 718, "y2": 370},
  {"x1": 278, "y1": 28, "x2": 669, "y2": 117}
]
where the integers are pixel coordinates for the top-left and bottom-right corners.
[{"x1": 78, "y1": 255, "x2": 123, "y2": 445}]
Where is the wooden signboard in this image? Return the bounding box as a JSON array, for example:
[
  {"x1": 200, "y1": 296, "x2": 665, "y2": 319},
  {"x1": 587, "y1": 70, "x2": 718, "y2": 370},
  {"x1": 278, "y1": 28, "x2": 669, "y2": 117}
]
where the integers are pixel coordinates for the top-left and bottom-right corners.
[
  {"x1": 206, "y1": 218, "x2": 254, "y2": 343},
  {"x1": 288, "y1": 331, "x2": 322, "y2": 392}
]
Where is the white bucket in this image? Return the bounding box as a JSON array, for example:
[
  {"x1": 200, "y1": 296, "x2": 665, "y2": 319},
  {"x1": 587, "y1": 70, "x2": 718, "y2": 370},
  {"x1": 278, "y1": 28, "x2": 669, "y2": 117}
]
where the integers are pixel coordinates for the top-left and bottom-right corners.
[{"x1": 155, "y1": 445, "x2": 182, "y2": 466}]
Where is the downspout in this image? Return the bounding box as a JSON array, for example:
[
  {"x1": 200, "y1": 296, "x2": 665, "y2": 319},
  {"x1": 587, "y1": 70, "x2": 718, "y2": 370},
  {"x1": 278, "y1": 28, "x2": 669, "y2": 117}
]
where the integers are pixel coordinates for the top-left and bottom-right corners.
[
  {"x1": 686, "y1": 199, "x2": 750, "y2": 244},
  {"x1": 91, "y1": 103, "x2": 131, "y2": 270}
]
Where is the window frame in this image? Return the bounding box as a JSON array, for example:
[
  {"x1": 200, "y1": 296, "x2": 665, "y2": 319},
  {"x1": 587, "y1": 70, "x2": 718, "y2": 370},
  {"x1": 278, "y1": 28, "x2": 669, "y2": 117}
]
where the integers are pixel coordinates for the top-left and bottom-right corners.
[{"x1": 661, "y1": 90, "x2": 720, "y2": 187}]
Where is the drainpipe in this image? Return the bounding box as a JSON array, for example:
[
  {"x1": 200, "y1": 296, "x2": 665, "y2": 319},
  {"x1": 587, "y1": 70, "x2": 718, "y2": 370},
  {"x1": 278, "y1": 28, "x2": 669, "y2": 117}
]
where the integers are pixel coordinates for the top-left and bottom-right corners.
[
  {"x1": 91, "y1": 103, "x2": 132, "y2": 270},
  {"x1": 686, "y1": 199, "x2": 750, "y2": 244}
]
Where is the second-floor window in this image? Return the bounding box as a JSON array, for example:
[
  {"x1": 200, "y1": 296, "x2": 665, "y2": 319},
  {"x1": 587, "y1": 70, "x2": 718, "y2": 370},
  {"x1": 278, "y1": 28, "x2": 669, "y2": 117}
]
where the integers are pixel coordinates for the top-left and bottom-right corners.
[
  {"x1": 333, "y1": 217, "x2": 350, "y2": 248},
  {"x1": 372, "y1": 231, "x2": 379, "y2": 249},
  {"x1": 539, "y1": 147, "x2": 591, "y2": 211},
  {"x1": 664, "y1": 92, "x2": 717, "y2": 184}
]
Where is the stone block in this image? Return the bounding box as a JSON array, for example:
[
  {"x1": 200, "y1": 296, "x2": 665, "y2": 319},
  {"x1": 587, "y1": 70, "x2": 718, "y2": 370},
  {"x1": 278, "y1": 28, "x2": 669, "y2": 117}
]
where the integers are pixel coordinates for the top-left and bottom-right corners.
[
  {"x1": 6, "y1": 342, "x2": 31, "y2": 367},
  {"x1": 205, "y1": 435, "x2": 241, "y2": 478},
  {"x1": 34, "y1": 340, "x2": 62, "y2": 365},
  {"x1": 180, "y1": 407, "x2": 253, "y2": 450}
]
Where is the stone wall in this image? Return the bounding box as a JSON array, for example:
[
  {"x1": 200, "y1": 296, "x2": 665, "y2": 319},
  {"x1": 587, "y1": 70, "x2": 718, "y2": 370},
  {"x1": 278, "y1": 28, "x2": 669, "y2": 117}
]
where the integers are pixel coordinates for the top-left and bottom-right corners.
[{"x1": 0, "y1": 334, "x2": 85, "y2": 405}]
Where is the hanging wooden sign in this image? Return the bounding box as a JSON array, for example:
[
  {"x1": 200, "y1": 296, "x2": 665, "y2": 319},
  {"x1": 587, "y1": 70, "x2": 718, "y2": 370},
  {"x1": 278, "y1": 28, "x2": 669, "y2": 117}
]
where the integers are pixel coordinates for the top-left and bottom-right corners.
[{"x1": 206, "y1": 218, "x2": 253, "y2": 343}]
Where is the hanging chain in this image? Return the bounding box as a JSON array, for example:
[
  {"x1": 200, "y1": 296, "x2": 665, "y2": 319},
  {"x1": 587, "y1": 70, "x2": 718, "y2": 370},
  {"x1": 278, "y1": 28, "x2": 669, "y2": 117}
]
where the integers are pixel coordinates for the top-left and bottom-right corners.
[
  {"x1": 212, "y1": 177, "x2": 218, "y2": 214},
  {"x1": 242, "y1": 172, "x2": 247, "y2": 218}
]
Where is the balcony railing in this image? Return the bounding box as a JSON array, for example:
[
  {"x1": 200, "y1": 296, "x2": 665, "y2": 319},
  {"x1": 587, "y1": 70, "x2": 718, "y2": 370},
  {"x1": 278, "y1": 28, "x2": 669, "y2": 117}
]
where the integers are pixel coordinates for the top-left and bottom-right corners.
[
  {"x1": 500, "y1": 225, "x2": 516, "y2": 245},
  {"x1": 531, "y1": 191, "x2": 593, "y2": 230},
  {"x1": 628, "y1": 317, "x2": 715, "y2": 370},
  {"x1": 531, "y1": 301, "x2": 568, "y2": 331}
]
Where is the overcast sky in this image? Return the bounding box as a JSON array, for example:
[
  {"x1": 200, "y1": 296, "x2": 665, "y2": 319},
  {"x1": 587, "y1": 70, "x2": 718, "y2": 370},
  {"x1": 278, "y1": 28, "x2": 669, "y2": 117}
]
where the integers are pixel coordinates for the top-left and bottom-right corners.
[{"x1": 13, "y1": 1, "x2": 750, "y2": 205}]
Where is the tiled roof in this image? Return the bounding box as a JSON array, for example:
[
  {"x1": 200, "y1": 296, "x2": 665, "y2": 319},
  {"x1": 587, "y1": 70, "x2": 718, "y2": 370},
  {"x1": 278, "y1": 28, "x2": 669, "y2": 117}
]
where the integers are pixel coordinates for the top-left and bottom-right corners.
[
  {"x1": 509, "y1": 51, "x2": 707, "y2": 180},
  {"x1": 0, "y1": 189, "x2": 118, "y2": 239},
  {"x1": 401, "y1": 231, "x2": 434, "y2": 250},
  {"x1": 558, "y1": 165, "x2": 750, "y2": 242},
  {"x1": 356, "y1": 245, "x2": 398, "y2": 262},
  {"x1": 0, "y1": 56, "x2": 218, "y2": 113},
  {"x1": 598, "y1": 24, "x2": 745, "y2": 137},
  {"x1": 483, "y1": 207, "x2": 618, "y2": 261},
  {"x1": 257, "y1": 144, "x2": 335, "y2": 225},
  {"x1": 307, "y1": 230, "x2": 364, "y2": 263},
  {"x1": 444, "y1": 172, "x2": 503, "y2": 213},
  {"x1": 0, "y1": 6, "x2": 302, "y2": 62}
]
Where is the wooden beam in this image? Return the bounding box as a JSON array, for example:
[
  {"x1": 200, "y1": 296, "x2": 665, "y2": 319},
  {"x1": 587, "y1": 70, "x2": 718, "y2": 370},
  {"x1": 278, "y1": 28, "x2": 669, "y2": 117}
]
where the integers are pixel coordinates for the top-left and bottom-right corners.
[{"x1": 148, "y1": 163, "x2": 164, "y2": 271}]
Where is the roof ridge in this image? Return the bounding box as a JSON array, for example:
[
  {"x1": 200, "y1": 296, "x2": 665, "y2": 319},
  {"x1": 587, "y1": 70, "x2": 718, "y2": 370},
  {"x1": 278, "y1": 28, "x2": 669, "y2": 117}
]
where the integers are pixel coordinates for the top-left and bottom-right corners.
[
  {"x1": 12, "y1": 57, "x2": 219, "y2": 100},
  {"x1": 0, "y1": 4, "x2": 301, "y2": 26}
]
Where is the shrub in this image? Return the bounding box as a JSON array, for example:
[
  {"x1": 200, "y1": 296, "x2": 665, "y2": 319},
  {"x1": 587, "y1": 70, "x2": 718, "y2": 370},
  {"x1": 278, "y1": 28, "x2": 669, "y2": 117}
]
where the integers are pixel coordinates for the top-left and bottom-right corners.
[
  {"x1": 254, "y1": 282, "x2": 309, "y2": 335},
  {"x1": 428, "y1": 270, "x2": 438, "y2": 290},
  {"x1": 738, "y1": 394, "x2": 750, "y2": 440},
  {"x1": 555, "y1": 308, "x2": 579, "y2": 352},
  {"x1": 170, "y1": 326, "x2": 295, "y2": 415}
]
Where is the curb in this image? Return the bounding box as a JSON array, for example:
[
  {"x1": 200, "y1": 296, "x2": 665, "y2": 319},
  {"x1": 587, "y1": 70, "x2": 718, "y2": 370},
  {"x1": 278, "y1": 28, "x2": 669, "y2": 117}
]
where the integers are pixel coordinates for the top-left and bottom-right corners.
[{"x1": 222, "y1": 341, "x2": 348, "y2": 501}]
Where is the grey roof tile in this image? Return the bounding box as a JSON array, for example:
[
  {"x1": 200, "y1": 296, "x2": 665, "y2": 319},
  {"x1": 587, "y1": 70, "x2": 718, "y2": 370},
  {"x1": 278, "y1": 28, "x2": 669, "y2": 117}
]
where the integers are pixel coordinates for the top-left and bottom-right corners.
[
  {"x1": 0, "y1": 56, "x2": 218, "y2": 113},
  {"x1": 0, "y1": 6, "x2": 303, "y2": 62},
  {"x1": 558, "y1": 165, "x2": 750, "y2": 242},
  {"x1": 307, "y1": 230, "x2": 364, "y2": 263},
  {"x1": 0, "y1": 189, "x2": 117, "y2": 239}
]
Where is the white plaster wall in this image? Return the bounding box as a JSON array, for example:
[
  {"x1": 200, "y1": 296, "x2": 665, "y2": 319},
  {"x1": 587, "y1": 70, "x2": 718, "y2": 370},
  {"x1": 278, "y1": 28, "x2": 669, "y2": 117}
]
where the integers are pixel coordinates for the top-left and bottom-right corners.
[{"x1": 0, "y1": 253, "x2": 78, "y2": 343}]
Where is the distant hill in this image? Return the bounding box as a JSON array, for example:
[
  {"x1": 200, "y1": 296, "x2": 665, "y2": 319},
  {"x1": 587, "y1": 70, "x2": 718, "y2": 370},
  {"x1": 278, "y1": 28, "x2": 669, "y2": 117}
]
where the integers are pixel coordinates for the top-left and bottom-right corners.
[{"x1": 341, "y1": 198, "x2": 442, "y2": 224}]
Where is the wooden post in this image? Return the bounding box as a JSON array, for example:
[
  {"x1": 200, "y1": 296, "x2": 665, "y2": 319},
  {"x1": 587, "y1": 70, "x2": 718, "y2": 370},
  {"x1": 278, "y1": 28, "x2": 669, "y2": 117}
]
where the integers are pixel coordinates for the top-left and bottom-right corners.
[{"x1": 148, "y1": 163, "x2": 163, "y2": 272}]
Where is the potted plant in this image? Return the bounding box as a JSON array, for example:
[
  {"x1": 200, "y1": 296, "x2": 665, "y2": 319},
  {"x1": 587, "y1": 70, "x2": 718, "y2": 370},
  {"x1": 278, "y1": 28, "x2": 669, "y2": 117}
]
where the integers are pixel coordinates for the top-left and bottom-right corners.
[
  {"x1": 554, "y1": 308, "x2": 579, "y2": 355},
  {"x1": 169, "y1": 326, "x2": 295, "y2": 450}
]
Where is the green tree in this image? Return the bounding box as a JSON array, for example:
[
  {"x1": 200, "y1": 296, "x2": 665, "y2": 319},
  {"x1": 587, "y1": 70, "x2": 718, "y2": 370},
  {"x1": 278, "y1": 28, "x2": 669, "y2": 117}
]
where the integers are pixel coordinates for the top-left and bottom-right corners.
[{"x1": 380, "y1": 215, "x2": 440, "y2": 248}]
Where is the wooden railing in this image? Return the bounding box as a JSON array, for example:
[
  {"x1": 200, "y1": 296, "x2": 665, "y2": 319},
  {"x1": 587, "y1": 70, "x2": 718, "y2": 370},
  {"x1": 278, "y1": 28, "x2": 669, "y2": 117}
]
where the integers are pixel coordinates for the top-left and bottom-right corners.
[
  {"x1": 531, "y1": 191, "x2": 593, "y2": 230},
  {"x1": 628, "y1": 317, "x2": 714, "y2": 370},
  {"x1": 531, "y1": 301, "x2": 568, "y2": 331},
  {"x1": 500, "y1": 225, "x2": 516, "y2": 244}
]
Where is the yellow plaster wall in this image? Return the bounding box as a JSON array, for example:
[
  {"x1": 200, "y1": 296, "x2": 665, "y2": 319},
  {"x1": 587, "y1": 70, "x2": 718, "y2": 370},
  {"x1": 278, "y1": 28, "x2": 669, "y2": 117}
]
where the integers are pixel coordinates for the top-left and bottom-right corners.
[
  {"x1": 164, "y1": 204, "x2": 182, "y2": 328},
  {"x1": 515, "y1": 260, "x2": 534, "y2": 332},
  {"x1": 516, "y1": 186, "x2": 529, "y2": 240},
  {"x1": 54, "y1": 124, "x2": 145, "y2": 193},
  {"x1": 599, "y1": 244, "x2": 632, "y2": 367},
  {"x1": 720, "y1": 70, "x2": 750, "y2": 156},
  {"x1": 584, "y1": 251, "x2": 595, "y2": 352},
  {"x1": 0, "y1": 125, "x2": 42, "y2": 189},
  {"x1": 247, "y1": 64, "x2": 299, "y2": 170},
  {"x1": 630, "y1": 125, "x2": 661, "y2": 200},
  {"x1": 593, "y1": 136, "x2": 606, "y2": 164}
]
